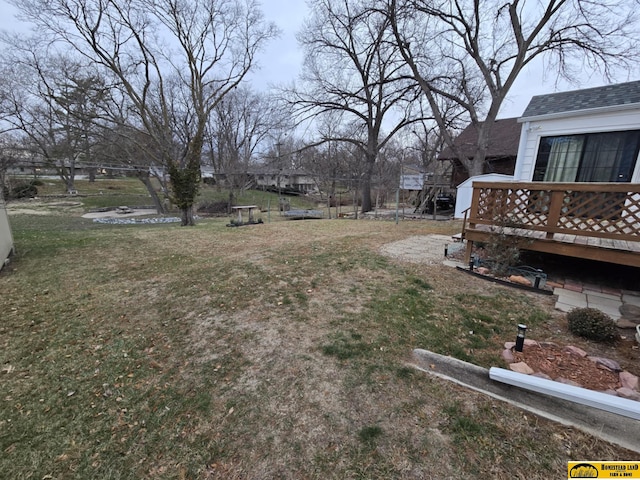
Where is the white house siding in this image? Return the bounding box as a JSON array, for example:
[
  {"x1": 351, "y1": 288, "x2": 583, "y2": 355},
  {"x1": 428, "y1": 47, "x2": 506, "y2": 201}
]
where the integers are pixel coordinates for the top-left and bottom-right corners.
[
  {"x1": 454, "y1": 173, "x2": 514, "y2": 219},
  {"x1": 0, "y1": 196, "x2": 14, "y2": 270},
  {"x1": 515, "y1": 107, "x2": 640, "y2": 182}
]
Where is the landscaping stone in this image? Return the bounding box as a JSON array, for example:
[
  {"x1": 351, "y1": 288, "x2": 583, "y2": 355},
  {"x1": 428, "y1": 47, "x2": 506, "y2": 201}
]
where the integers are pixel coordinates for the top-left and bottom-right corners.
[
  {"x1": 619, "y1": 371, "x2": 639, "y2": 391},
  {"x1": 539, "y1": 342, "x2": 559, "y2": 348},
  {"x1": 556, "y1": 377, "x2": 581, "y2": 387},
  {"x1": 509, "y1": 275, "x2": 531, "y2": 286},
  {"x1": 545, "y1": 280, "x2": 563, "y2": 290},
  {"x1": 563, "y1": 345, "x2": 587, "y2": 357},
  {"x1": 587, "y1": 356, "x2": 622, "y2": 373},
  {"x1": 501, "y1": 348, "x2": 515, "y2": 363},
  {"x1": 509, "y1": 362, "x2": 534, "y2": 375},
  {"x1": 523, "y1": 339, "x2": 539, "y2": 347},
  {"x1": 617, "y1": 318, "x2": 639, "y2": 329},
  {"x1": 531, "y1": 372, "x2": 552, "y2": 380},
  {"x1": 476, "y1": 267, "x2": 491, "y2": 275},
  {"x1": 619, "y1": 303, "x2": 640, "y2": 322},
  {"x1": 616, "y1": 387, "x2": 640, "y2": 401},
  {"x1": 504, "y1": 341, "x2": 516, "y2": 350},
  {"x1": 93, "y1": 216, "x2": 186, "y2": 225}
]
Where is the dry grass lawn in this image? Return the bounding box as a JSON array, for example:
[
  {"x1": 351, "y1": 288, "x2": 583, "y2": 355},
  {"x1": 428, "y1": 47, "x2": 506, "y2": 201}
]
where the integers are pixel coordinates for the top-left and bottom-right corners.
[{"x1": 1, "y1": 209, "x2": 637, "y2": 479}]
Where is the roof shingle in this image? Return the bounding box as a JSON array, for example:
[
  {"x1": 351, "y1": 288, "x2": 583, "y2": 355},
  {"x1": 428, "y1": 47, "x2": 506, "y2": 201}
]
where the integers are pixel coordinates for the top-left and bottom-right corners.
[
  {"x1": 438, "y1": 117, "x2": 521, "y2": 160},
  {"x1": 521, "y1": 80, "x2": 640, "y2": 119}
]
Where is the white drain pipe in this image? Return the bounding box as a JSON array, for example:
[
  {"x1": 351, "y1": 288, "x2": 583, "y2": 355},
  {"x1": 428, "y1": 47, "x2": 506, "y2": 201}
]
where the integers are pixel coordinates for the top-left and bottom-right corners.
[{"x1": 489, "y1": 367, "x2": 640, "y2": 420}]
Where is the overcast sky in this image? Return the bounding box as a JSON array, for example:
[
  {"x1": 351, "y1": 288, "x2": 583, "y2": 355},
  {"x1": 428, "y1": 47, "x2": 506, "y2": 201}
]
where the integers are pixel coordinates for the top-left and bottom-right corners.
[{"x1": 0, "y1": 0, "x2": 634, "y2": 120}]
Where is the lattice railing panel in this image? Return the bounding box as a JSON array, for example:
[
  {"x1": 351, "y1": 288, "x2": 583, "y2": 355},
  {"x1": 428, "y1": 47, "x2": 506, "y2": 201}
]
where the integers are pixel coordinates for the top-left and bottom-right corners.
[
  {"x1": 475, "y1": 187, "x2": 551, "y2": 227},
  {"x1": 469, "y1": 182, "x2": 640, "y2": 240}
]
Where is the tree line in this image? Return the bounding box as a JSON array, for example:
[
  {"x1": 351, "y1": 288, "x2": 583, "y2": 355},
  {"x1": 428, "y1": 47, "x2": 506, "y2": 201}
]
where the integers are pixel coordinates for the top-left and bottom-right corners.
[{"x1": 1, "y1": 0, "x2": 637, "y2": 224}]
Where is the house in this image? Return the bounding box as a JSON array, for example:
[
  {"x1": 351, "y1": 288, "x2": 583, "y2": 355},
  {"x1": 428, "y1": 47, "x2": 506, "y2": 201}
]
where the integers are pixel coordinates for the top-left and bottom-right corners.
[
  {"x1": 514, "y1": 81, "x2": 640, "y2": 183},
  {"x1": 461, "y1": 81, "x2": 640, "y2": 267},
  {"x1": 439, "y1": 117, "x2": 521, "y2": 186},
  {"x1": 251, "y1": 168, "x2": 316, "y2": 195},
  {"x1": 0, "y1": 194, "x2": 15, "y2": 271}
]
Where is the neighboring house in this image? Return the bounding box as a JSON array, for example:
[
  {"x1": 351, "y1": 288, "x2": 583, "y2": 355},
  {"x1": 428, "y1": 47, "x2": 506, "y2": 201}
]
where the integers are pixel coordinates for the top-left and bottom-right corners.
[
  {"x1": 461, "y1": 81, "x2": 640, "y2": 267},
  {"x1": 439, "y1": 117, "x2": 521, "y2": 187},
  {"x1": 251, "y1": 168, "x2": 316, "y2": 195},
  {"x1": 0, "y1": 194, "x2": 15, "y2": 271}
]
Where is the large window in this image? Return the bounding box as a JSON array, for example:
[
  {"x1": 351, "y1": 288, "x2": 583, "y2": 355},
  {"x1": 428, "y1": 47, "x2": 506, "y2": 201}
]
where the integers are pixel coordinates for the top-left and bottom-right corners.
[{"x1": 532, "y1": 130, "x2": 640, "y2": 182}]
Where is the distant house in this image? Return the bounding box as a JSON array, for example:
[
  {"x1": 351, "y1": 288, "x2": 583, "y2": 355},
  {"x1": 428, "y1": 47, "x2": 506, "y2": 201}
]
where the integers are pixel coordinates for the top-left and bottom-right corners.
[
  {"x1": 0, "y1": 195, "x2": 15, "y2": 271},
  {"x1": 251, "y1": 168, "x2": 316, "y2": 195},
  {"x1": 439, "y1": 117, "x2": 521, "y2": 186}
]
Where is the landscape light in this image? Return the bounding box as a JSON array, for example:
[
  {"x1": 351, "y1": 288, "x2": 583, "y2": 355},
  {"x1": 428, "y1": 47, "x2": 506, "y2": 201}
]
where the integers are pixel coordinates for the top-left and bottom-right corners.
[{"x1": 515, "y1": 324, "x2": 527, "y2": 352}]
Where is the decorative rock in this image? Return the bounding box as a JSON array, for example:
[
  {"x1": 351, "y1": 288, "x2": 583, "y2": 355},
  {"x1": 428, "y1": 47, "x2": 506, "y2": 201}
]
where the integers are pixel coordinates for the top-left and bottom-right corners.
[
  {"x1": 523, "y1": 339, "x2": 539, "y2": 347},
  {"x1": 619, "y1": 371, "x2": 639, "y2": 391},
  {"x1": 476, "y1": 267, "x2": 491, "y2": 275},
  {"x1": 509, "y1": 275, "x2": 532, "y2": 286},
  {"x1": 539, "y1": 341, "x2": 559, "y2": 348},
  {"x1": 531, "y1": 372, "x2": 552, "y2": 380},
  {"x1": 501, "y1": 348, "x2": 515, "y2": 363},
  {"x1": 546, "y1": 280, "x2": 563, "y2": 289},
  {"x1": 556, "y1": 377, "x2": 581, "y2": 387},
  {"x1": 619, "y1": 304, "x2": 640, "y2": 322},
  {"x1": 616, "y1": 318, "x2": 639, "y2": 329},
  {"x1": 563, "y1": 345, "x2": 587, "y2": 357},
  {"x1": 509, "y1": 362, "x2": 534, "y2": 375},
  {"x1": 587, "y1": 356, "x2": 622, "y2": 372},
  {"x1": 616, "y1": 387, "x2": 640, "y2": 401},
  {"x1": 504, "y1": 341, "x2": 516, "y2": 350},
  {"x1": 601, "y1": 389, "x2": 618, "y2": 396}
]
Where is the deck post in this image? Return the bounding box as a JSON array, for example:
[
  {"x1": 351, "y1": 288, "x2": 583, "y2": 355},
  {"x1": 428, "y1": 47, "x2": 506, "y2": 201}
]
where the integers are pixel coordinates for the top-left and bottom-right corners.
[
  {"x1": 464, "y1": 239, "x2": 473, "y2": 264},
  {"x1": 546, "y1": 190, "x2": 564, "y2": 239}
]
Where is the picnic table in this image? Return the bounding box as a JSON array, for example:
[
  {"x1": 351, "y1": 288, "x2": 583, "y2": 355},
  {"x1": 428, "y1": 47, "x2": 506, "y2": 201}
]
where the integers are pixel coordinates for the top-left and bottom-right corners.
[{"x1": 230, "y1": 205, "x2": 261, "y2": 226}]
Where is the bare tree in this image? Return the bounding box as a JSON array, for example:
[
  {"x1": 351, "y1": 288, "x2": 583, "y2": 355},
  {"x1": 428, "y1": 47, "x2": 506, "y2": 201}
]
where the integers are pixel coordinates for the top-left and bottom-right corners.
[
  {"x1": 290, "y1": 0, "x2": 423, "y2": 212},
  {"x1": 0, "y1": 51, "x2": 108, "y2": 193},
  {"x1": 204, "y1": 87, "x2": 287, "y2": 189},
  {"x1": 385, "y1": 0, "x2": 640, "y2": 178},
  {"x1": 10, "y1": 0, "x2": 278, "y2": 225}
]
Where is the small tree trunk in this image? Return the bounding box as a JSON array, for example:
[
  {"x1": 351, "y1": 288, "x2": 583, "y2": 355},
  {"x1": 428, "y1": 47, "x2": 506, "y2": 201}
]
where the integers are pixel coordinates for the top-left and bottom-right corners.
[
  {"x1": 137, "y1": 171, "x2": 166, "y2": 214},
  {"x1": 181, "y1": 205, "x2": 195, "y2": 226}
]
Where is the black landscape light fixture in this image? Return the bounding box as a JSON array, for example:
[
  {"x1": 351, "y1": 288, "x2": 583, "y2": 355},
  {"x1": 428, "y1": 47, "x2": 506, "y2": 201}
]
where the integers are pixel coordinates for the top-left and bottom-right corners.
[
  {"x1": 533, "y1": 268, "x2": 544, "y2": 289},
  {"x1": 444, "y1": 243, "x2": 448, "y2": 257},
  {"x1": 515, "y1": 324, "x2": 527, "y2": 352}
]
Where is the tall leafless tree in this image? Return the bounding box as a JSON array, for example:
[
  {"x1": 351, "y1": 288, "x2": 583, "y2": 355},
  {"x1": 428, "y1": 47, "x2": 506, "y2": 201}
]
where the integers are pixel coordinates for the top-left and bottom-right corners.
[
  {"x1": 10, "y1": 0, "x2": 278, "y2": 225},
  {"x1": 204, "y1": 87, "x2": 287, "y2": 188},
  {"x1": 385, "y1": 0, "x2": 640, "y2": 178},
  {"x1": 290, "y1": 0, "x2": 424, "y2": 212},
  {"x1": 0, "y1": 52, "x2": 107, "y2": 193}
]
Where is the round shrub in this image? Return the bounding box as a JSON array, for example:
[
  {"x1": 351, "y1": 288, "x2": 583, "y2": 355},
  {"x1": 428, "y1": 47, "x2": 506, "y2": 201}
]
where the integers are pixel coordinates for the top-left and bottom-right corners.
[{"x1": 567, "y1": 307, "x2": 617, "y2": 343}]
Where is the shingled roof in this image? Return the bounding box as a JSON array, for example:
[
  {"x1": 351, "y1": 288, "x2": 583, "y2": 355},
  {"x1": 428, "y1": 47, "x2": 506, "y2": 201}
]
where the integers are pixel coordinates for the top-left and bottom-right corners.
[
  {"x1": 438, "y1": 117, "x2": 521, "y2": 161},
  {"x1": 521, "y1": 80, "x2": 640, "y2": 119}
]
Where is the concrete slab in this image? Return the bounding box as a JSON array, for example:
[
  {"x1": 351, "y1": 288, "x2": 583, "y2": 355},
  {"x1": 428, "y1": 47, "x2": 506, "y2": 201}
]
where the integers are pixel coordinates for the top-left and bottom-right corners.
[
  {"x1": 556, "y1": 294, "x2": 588, "y2": 309},
  {"x1": 590, "y1": 306, "x2": 621, "y2": 321},
  {"x1": 583, "y1": 289, "x2": 622, "y2": 301},
  {"x1": 555, "y1": 301, "x2": 576, "y2": 313},
  {"x1": 553, "y1": 288, "x2": 587, "y2": 301},
  {"x1": 411, "y1": 349, "x2": 640, "y2": 454},
  {"x1": 586, "y1": 295, "x2": 622, "y2": 309}
]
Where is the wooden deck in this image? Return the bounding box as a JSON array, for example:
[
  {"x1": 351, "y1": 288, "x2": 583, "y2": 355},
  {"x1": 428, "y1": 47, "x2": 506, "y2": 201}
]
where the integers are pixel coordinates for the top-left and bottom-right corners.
[{"x1": 462, "y1": 182, "x2": 640, "y2": 268}]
